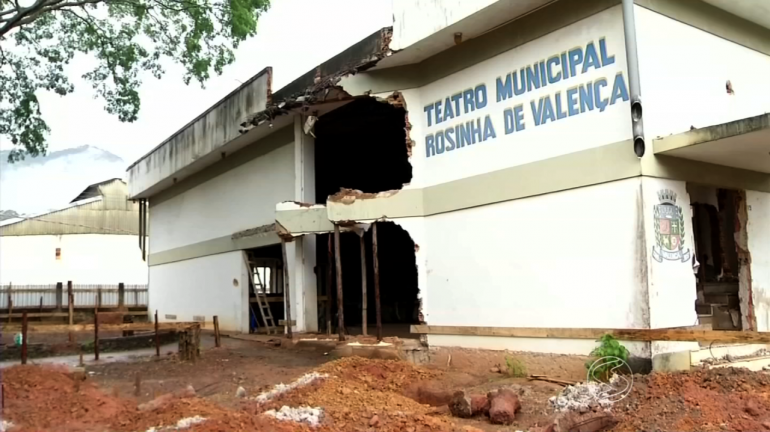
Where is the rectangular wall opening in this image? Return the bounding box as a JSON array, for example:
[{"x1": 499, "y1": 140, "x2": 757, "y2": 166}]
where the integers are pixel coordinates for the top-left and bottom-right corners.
[
  {"x1": 244, "y1": 244, "x2": 283, "y2": 333},
  {"x1": 689, "y1": 183, "x2": 747, "y2": 331}
]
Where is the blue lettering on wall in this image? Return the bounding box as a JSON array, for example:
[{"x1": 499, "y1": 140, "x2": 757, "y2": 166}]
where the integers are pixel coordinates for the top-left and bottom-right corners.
[{"x1": 424, "y1": 37, "x2": 628, "y2": 159}]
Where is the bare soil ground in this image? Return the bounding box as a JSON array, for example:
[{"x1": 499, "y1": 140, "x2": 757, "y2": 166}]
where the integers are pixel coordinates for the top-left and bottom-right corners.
[{"x1": 3, "y1": 336, "x2": 770, "y2": 432}]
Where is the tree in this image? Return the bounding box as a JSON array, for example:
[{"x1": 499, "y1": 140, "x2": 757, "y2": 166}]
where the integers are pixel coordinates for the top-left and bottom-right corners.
[{"x1": 0, "y1": 0, "x2": 269, "y2": 162}]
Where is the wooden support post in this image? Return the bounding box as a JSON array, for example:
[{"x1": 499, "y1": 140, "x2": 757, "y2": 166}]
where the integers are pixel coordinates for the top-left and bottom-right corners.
[
  {"x1": 97, "y1": 287, "x2": 103, "y2": 310},
  {"x1": 21, "y1": 311, "x2": 28, "y2": 365},
  {"x1": 326, "y1": 235, "x2": 333, "y2": 336},
  {"x1": 154, "y1": 310, "x2": 160, "y2": 357},
  {"x1": 178, "y1": 324, "x2": 201, "y2": 362},
  {"x1": 333, "y1": 224, "x2": 345, "y2": 342},
  {"x1": 94, "y1": 303, "x2": 99, "y2": 361},
  {"x1": 281, "y1": 240, "x2": 293, "y2": 339},
  {"x1": 372, "y1": 222, "x2": 382, "y2": 341},
  {"x1": 7, "y1": 295, "x2": 12, "y2": 324},
  {"x1": 213, "y1": 315, "x2": 221, "y2": 348},
  {"x1": 39, "y1": 296, "x2": 43, "y2": 313},
  {"x1": 360, "y1": 234, "x2": 368, "y2": 336},
  {"x1": 55, "y1": 282, "x2": 63, "y2": 310},
  {"x1": 67, "y1": 281, "x2": 73, "y2": 325},
  {"x1": 134, "y1": 374, "x2": 141, "y2": 397},
  {"x1": 118, "y1": 283, "x2": 125, "y2": 309}
]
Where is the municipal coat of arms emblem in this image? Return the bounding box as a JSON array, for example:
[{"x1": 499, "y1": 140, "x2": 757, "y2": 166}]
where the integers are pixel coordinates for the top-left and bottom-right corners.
[{"x1": 652, "y1": 189, "x2": 691, "y2": 263}]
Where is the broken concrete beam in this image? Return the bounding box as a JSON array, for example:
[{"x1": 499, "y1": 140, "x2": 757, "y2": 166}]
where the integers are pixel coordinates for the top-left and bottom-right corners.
[{"x1": 488, "y1": 388, "x2": 521, "y2": 425}]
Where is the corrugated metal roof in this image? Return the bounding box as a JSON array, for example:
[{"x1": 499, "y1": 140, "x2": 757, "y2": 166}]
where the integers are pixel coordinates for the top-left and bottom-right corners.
[
  {"x1": 70, "y1": 178, "x2": 124, "y2": 203},
  {"x1": 1, "y1": 180, "x2": 139, "y2": 236}
]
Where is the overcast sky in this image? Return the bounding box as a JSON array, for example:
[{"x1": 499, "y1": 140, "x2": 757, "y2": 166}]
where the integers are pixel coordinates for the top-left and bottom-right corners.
[{"x1": 2, "y1": 0, "x2": 392, "y2": 165}]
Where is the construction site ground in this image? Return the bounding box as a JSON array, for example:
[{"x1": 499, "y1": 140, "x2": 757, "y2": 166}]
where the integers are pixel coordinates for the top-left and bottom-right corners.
[{"x1": 3, "y1": 335, "x2": 770, "y2": 431}]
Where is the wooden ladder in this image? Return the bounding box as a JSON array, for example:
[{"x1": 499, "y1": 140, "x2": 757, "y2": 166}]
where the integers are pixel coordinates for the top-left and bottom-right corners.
[{"x1": 244, "y1": 252, "x2": 279, "y2": 334}]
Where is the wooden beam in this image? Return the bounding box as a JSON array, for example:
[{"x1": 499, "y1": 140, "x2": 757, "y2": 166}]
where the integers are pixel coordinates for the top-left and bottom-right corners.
[
  {"x1": 410, "y1": 325, "x2": 770, "y2": 344},
  {"x1": 334, "y1": 224, "x2": 345, "y2": 342},
  {"x1": 281, "y1": 240, "x2": 293, "y2": 339},
  {"x1": 360, "y1": 234, "x2": 368, "y2": 337},
  {"x1": 372, "y1": 222, "x2": 382, "y2": 342},
  {"x1": 1, "y1": 322, "x2": 196, "y2": 334}
]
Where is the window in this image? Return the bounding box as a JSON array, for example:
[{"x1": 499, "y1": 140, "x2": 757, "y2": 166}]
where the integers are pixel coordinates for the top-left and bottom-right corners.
[{"x1": 55, "y1": 248, "x2": 61, "y2": 260}]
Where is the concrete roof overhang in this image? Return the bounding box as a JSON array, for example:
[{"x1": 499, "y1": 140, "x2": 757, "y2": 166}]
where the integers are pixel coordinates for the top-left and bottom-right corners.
[{"x1": 653, "y1": 114, "x2": 770, "y2": 174}]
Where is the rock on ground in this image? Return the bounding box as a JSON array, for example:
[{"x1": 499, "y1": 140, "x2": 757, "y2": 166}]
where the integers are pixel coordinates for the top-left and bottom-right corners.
[
  {"x1": 235, "y1": 386, "x2": 247, "y2": 398},
  {"x1": 488, "y1": 388, "x2": 521, "y2": 425},
  {"x1": 449, "y1": 391, "x2": 473, "y2": 418}
]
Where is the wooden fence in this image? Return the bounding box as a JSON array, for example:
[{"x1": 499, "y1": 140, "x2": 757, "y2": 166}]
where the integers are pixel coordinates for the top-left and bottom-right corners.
[{"x1": 0, "y1": 283, "x2": 148, "y2": 311}]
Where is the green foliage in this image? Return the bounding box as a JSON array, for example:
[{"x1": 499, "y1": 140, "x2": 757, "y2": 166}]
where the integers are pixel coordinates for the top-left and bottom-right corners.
[
  {"x1": 586, "y1": 334, "x2": 630, "y2": 379},
  {"x1": 0, "y1": 0, "x2": 270, "y2": 161},
  {"x1": 505, "y1": 355, "x2": 527, "y2": 378}
]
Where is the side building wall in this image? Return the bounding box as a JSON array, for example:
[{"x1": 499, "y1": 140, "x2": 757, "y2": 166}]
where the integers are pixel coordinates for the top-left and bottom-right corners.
[
  {"x1": 147, "y1": 127, "x2": 295, "y2": 332},
  {"x1": 0, "y1": 234, "x2": 147, "y2": 285},
  {"x1": 636, "y1": 4, "x2": 770, "y2": 348}
]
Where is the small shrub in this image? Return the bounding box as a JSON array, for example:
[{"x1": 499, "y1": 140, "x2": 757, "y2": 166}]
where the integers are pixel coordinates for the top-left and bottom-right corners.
[
  {"x1": 505, "y1": 355, "x2": 527, "y2": 378},
  {"x1": 586, "y1": 334, "x2": 630, "y2": 380}
]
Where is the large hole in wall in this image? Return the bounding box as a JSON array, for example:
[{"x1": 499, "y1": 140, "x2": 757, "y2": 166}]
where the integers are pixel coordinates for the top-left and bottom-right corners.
[
  {"x1": 314, "y1": 96, "x2": 412, "y2": 203},
  {"x1": 316, "y1": 222, "x2": 419, "y2": 339},
  {"x1": 689, "y1": 183, "x2": 747, "y2": 331}
]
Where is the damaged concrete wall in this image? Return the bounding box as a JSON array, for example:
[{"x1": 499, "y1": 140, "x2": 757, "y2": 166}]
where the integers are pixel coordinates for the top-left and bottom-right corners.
[
  {"x1": 636, "y1": 6, "x2": 770, "y2": 147},
  {"x1": 422, "y1": 178, "x2": 651, "y2": 357},
  {"x1": 641, "y1": 177, "x2": 700, "y2": 357},
  {"x1": 128, "y1": 68, "x2": 272, "y2": 198},
  {"x1": 747, "y1": 190, "x2": 770, "y2": 331}
]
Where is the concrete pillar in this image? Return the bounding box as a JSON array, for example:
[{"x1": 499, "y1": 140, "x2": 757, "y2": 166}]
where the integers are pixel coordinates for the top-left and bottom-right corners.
[{"x1": 288, "y1": 114, "x2": 318, "y2": 333}]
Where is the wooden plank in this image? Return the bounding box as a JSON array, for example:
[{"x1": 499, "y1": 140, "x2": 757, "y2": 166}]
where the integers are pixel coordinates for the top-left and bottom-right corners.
[
  {"x1": 278, "y1": 319, "x2": 297, "y2": 326},
  {"x1": 410, "y1": 325, "x2": 770, "y2": 343},
  {"x1": 1, "y1": 322, "x2": 196, "y2": 334}
]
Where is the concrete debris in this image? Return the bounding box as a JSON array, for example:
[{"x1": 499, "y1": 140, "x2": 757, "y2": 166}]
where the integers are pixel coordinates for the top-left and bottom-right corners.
[
  {"x1": 263, "y1": 405, "x2": 324, "y2": 427},
  {"x1": 145, "y1": 416, "x2": 206, "y2": 431},
  {"x1": 488, "y1": 388, "x2": 521, "y2": 425},
  {"x1": 235, "y1": 386, "x2": 247, "y2": 398},
  {"x1": 0, "y1": 421, "x2": 14, "y2": 432},
  {"x1": 549, "y1": 381, "x2": 615, "y2": 413},
  {"x1": 253, "y1": 372, "x2": 328, "y2": 403},
  {"x1": 449, "y1": 391, "x2": 473, "y2": 418}
]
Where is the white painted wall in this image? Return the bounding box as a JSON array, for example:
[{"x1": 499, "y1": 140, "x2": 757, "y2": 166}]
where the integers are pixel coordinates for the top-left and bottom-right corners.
[
  {"x1": 150, "y1": 251, "x2": 248, "y2": 332},
  {"x1": 640, "y1": 177, "x2": 699, "y2": 356},
  {"x1": 149, "y1": 141, "x2": 294, "y2": 253},
  {"x1": 420, "y1": 178, "x2": 650, "y2": 357},
  {"x1": 0, "y1": 234, "x2": 148, "y2": 285},
  {"x1": 390, "y1": 0, "x2": 499, "y2": 51},
  {"x1": 636, "y1": 5, "x2": 770, "y2": 141},
  {"x1": 409, "y1": 6, "x2": 630, "y2": 187},
  {"x1": 747, "y1": 190, "x2": 770, "y2": 331}
]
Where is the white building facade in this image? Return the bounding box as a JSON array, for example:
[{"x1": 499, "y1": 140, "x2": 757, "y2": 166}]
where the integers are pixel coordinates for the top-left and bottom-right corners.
[
  {"x1": 0, "y1": 179, "x2": 148, "y2": 288},
  {"x1": 128, "y1": 0, "x2": 770, "y2": 362}
]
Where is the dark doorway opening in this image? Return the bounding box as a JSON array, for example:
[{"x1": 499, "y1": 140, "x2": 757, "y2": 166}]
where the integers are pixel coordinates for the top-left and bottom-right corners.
[
  {"x1": 689, "y1": 184, "x2": 744, "y2": 331},
  {"x1": 244, "y1": 244, "x2": 283, "y2": 333}
]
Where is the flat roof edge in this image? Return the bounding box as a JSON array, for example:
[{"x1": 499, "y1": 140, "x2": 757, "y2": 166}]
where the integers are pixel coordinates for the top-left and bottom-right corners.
[{"x1": 654, "y1": 113, "x2": 770, "y2": 153}]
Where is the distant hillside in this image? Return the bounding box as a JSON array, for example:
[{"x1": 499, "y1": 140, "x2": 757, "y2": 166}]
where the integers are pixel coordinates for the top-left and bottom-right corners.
[
  {"x1": 0, "y1": 210, "x2": 22, "y2": 221},
  {"x1": 0, "y1": 146, "x2": 127, "y2": 215}
]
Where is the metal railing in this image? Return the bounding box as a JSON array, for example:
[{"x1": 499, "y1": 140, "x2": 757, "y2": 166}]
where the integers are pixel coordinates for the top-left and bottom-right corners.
[{"x1": 0, "y1": 283, "x2": 148, "y2": 310}]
